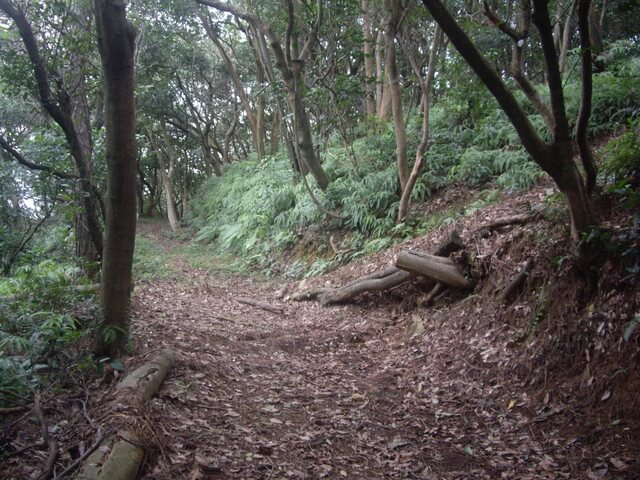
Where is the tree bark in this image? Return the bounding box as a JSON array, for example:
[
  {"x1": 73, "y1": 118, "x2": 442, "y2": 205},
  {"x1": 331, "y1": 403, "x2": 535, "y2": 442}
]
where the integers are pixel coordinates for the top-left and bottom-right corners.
[
  {"x1": 576, "y1": 0, "x2": 597, "y2": 194},
  {"x1": 94, "y1": 0, "x2": 137, "y2": 358},
  {"x1": 396, "y1": 250, "x2": 473, "y2": 289},
  {"x1": 397, "y1": 26, "x2": 443, "y2": 222},
  {"x1": 385, "y1": 0, "x2": 408, "y2": 190},
  {"x1": 421, "y1": 0, "x2": 596, "y2": 241},
  {"x1": 362, "y1": 0, "x2": 376, "y2": 117}
]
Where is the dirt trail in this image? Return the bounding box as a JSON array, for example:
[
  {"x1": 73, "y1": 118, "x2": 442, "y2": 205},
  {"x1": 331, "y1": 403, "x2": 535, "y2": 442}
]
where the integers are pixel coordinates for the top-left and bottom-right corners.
[{"x1": 130, "y1": 224, "x2": 636, "y2": 479}]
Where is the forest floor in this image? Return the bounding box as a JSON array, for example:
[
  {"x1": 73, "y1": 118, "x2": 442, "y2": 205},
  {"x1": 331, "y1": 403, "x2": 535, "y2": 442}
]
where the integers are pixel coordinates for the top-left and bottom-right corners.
[
  {"x1": 3, "y1": 187, "x2": 639, "y2": 480},
  {"x1": 126, "y1": 190, "x2": 639, "y2": 480}
]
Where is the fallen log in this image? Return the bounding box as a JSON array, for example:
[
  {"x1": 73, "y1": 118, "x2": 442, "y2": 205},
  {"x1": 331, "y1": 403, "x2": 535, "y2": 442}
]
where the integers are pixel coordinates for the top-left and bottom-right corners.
[
  {"x1": 318, "y1": 270, "x2": 412, "y2": 305},
  {"x1": 78, "y1": 349, "x2": 176, "y2": 480},
  {"x1": 237, "y1": 297, "x2": 283, "y2": 314},
  {"x1": 294, "y1": 231, "x2": 465, "y2": 306},
  {"x1": 396, "y1": 250, "x2": 473, "y2": 289}
]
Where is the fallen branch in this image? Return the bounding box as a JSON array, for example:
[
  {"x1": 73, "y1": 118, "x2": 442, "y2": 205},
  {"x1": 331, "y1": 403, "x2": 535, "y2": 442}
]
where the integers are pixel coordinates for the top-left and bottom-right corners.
[
  {"x1": 423, "y1": 282, "x2": 444, "y2": 306},
  {"x1": 237, "y1": 297, "x2": 283, "y2": 314},
  {"x1": 0, "y1": 406, "x2": 27, "y2": 414},
  {"x1": 318, "y1": 270, "x2": 413, "y2": 306},
  {"x1": 53, "y1": 425, "x2": 104, "y2": 479},
  {"x1": 295, "y1": 231, "x2": 465, "y2": 306},
  {"x1": 479, "y1": 213, "x2": 537, "y2": 231},
  {"x1": 396, "y1": 250, "x2": 473, "y2": 289},
  {"x1": 499, "y1": 259, "x2": 533, "y2": 303},
  {"x1": 291, "y1": 287, "x2": 333, "y2": 301},
  {"x1": 34, "y1": 394, "x2": 58, "y2": 480}
]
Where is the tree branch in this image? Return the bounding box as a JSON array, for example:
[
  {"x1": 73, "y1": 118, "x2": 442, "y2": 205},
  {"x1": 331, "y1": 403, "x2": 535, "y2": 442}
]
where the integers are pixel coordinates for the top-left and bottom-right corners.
[{"x1": 0, "y1": 135, "x2": 75, "y2": 179}]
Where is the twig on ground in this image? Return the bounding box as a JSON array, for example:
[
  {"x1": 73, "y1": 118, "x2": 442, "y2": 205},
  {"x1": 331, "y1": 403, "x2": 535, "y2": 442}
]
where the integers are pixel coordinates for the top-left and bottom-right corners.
[
  {"x1": 34, "y1": 394, "x2": 58, "y2": 480},
  {"x1": 53, "y1": 425, "x2": 104, "y2": 479}
]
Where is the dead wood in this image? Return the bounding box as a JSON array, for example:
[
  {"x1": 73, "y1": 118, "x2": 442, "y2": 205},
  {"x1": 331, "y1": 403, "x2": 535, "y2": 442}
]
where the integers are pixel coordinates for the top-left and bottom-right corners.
[
  {"x1": 318, "y1": 270, "x2": 413, "y2": 305},
  {"x1": 34, "y1": 395, "x2": 57, "y2": 480},
  {"x1": 479, "y1": 213, "x2": 537, "y2": 231},
  {"x1": 291, "y1": 287, "x2": 333, "y2": 301},
  {"x1": 0, "y1": 406, "x2": 27, "y2": 414},
  {"x1": 499, "y1": 259, "x2": 533, "y2": 303},
  {"x1": 237, "y1": 297, "x2": 283, "y2": 314},
  {"x1": 77, "y1": 349, "x2": 175, "y2": 480},
  {"x1": 396, "y1": 250, "x2": 473, "y2": 289},
  {"x1": 293, "y1": 230, "x2": 465, "y2": 306},
  {"x1": 423, "y1": 282, "x2": 444, "y2": 306},
  {"x1": 116, "y1": 348, "x2": 176, "y2": 403}
]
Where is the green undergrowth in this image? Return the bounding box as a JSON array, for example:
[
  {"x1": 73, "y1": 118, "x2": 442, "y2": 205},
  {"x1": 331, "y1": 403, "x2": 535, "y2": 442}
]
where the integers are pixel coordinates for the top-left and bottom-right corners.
[
  {"x1": 0, "y1": 260, "x2": 96, "y2": 401},
  {"x1": 188, "y1": 51, "x2": 640, "y2": 279},
  {"x1": 133, "y1": 235, "x2": 178, "y2": 282}
]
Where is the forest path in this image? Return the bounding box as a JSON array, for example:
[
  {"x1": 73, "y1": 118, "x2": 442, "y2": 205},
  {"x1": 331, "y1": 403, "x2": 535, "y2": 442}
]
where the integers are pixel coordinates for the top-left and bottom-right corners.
[{"x1": 130, "y1": 222, "x2": 600, "y2": 480}]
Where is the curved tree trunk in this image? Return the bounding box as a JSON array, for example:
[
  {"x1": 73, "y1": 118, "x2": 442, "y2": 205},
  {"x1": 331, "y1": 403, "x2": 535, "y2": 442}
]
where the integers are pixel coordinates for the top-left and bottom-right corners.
[
  {"x1": 397, "y1": 26, "x2": 443, "y2": 222},
  {"x1": 95, "y1": 0, "x2": 137, "y2": 358},
  {"x1": 0, "y1": 0, "x2": 104, "y2": 258},
  {"x1": 421, "y1": 0, "x2": 596, "y2": 243}
]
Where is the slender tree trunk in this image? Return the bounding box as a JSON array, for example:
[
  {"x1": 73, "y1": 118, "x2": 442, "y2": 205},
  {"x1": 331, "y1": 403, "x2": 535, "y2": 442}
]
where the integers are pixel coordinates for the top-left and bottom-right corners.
[
  {"x1": 201, "y1": 15, "x2": 265, "y2": 159},
  {"x1": 270, "y1": 110, "x2": 280, "y2": 155},
  {"x1": 375, "y1": 27, "x2": 386, "y2": 118},
  {"x1": 68, "y1": 53, "x2": 100, "y2": 270},
  {"x1": 385, "y1": 1, "x2": 408, "y2": 190},
  {"x1": 398, "y1": 26, "x2": 443, "y2": 222},
  {"x1": 94, "y1": 0, "x2": 137, "y2": 358},
  {"x1": 576, "y1": 0, "x2": 597, "y2": 193},
  {"x1": 362, "y1": 0, "x2": 376, "y2": 117},
  {"x1": 559, "y1": 0, "x2": 577, "y2": 76},
  {"x1": 146, "y1": 125, "x2": 180, "y2": 231},
  {"x1": 0, "y1": 0, "x2": 104, "y2": 258}
]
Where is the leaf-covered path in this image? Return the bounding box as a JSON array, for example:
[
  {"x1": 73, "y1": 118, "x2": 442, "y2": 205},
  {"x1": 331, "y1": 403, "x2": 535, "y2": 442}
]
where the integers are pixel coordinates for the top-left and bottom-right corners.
[{"x1": 131, "y1": 224, "x2": 636, "y2": 479}]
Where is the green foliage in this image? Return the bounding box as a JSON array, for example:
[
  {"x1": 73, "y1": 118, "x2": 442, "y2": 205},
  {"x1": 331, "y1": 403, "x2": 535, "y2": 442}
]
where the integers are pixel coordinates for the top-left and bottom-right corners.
[
  {"x1": 601, "y1": 119, "x2": 640, "y2": 206},
  {"x1": 0, "y1": 259, "x2": 96, "y2": 395},
  {"x1": 133, "y1": 235, "x2": 177, "y2": 281}
]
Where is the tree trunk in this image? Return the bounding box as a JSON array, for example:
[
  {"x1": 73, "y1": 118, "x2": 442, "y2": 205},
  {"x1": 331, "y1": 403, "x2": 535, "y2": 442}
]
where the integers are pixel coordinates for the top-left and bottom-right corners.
[
  {"x1": 559, "y1": 0, "x2": 577, "y2": 76},
  {"x1": 385, "y1": 1, "x2": 408, "y2": 190},
  {"x1": 421, "y1": 0, "x2": 596, "y2": 242},
  {"x1": 146, "y1": 126, "x2": 180, "y2": 232},
  {"x1": 397, "y1": 26, "x2": 443, "y2": 222},
  {"x1": 0, "y1": 0, "x2": 104, "y2": 258},
  {"x1": 362, "y1": 0, "x2": 376, "y2": 117},
  {"x1": 290, "y1": 61, "x2": 330, "y2": 191},
  {"x1": 374, "y1": 27, "x2": 387, "y2": 118},
  {"x1": 94, "y1": 0, "x2": 137, "y2": 358},
  {"x1": 201, "y1": 16, "x2": 265, "y2": 159},
  {"x1": 576, "y1": 0, "x2": 597, "y2": 193},
  {"x1": 396, "y1": 250, "x2": 473, "y2": 289},
  {"x1": 159, "y1": 120, "x2": 181, "y2": 231}
]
